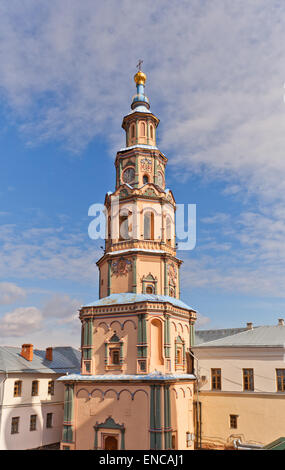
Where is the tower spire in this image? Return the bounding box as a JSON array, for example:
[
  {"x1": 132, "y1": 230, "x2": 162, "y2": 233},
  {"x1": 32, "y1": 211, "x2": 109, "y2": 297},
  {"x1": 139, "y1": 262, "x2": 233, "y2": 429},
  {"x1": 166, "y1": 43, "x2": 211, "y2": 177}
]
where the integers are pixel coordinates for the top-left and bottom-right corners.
[{"x1": 132, "y1": 61, "x2": 150, "y2": 110}]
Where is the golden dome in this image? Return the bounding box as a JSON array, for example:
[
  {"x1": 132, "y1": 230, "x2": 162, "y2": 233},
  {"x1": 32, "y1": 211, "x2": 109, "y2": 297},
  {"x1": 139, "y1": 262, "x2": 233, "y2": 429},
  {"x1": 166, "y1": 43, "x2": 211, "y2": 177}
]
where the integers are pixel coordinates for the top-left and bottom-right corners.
[{"x1": 134, "y1": 70, "x2": 147, "y2": 85}]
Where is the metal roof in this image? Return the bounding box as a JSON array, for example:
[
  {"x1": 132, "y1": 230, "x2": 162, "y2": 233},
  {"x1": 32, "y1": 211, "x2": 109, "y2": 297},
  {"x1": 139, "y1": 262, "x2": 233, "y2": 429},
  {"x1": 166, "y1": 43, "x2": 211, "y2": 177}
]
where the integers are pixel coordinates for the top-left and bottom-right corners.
[
  {"x1": 194, "y1": 327, "x2": 248, "y2": 345},
  {"x1": 263, "y1": 437, "x2": 285, "y2": 450},
  {"x1": 58, "y1": 371, "x2": 196, "y2": 382},
  {"x1": 193, "y1": 325, "x2": 285, "y2": 348},
  {"x1": 0, "y1": 346, "x2": 81, "y2": 374},
  {"x1": 82, "y1": 293, "x2": 194, "y2": 311}
]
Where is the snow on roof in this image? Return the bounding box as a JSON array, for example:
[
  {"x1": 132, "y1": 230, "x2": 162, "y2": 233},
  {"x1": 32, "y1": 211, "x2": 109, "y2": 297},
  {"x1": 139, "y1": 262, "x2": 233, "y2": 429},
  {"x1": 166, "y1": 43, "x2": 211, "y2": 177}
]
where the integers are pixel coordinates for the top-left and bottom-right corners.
[
  {"x1": 0, "y1": 346, "x2": 81, "y2": 374},
  {"x1": 82, "y1": 292, "x2": 194, "y2": 311},
  {"x1": 193, "y1": 325, "x2": 285, "y2": 348}
]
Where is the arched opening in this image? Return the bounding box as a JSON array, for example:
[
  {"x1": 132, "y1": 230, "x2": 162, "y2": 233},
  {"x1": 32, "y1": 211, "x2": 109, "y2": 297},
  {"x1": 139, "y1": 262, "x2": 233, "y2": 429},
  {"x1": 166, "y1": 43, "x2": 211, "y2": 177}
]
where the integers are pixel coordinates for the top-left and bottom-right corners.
[
  {"x1": 150, "y1": 124, "x2": 154, "y2": 140},
  {"x1": 140, "y1": 121, "x2": 146, "y2": 136},
  {"x1": 119, "y1": 213, "x2": 130, "y2": 240},
  {"x1": 104, "y1": 435, "x2": 118, "y2": 450},
  {"x1": 150, "y1": 319, "x2": 164, "y2": 367},
  {"x1": 166, "y1": 216, "x2": 172, "y2": 243},
  {"x1": 144, "y1": 211, "x2": 154, "y2": 240},
  {"x1": 130, "y1": 124, "x2": 135, "y2": 139},
  {"x1": 143, "y1": 174, "x2": 149, "y2": 184},
  {"x1": 146, "y1": 285, "x2": 154, "y2": 294}
]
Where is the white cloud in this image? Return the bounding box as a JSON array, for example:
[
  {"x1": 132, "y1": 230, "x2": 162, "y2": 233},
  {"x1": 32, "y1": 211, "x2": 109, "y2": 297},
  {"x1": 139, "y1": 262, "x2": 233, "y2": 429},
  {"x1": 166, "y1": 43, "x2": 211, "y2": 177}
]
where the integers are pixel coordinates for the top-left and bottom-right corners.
[
  {"x1": 0, "y1": 1, "x2": 284, "y2": 205},
  {"x1": 0, "y1": 282, "x2": 26, "y2": 305},
  {"x1": 42, "y1": 293, "x2": 81, "y2": 325},
  {"x1": 0, "y1": 224, "x2": 100, "y2": 283},
  {"x1": 195, "y1": 313, "x2": 211, "y2": 328},
  {"x1": 0, "y1": 1, "x2": 284, "y2": 306},
  {"x1": 0, "y1": 306, "x2": 43, "y2": 337}
]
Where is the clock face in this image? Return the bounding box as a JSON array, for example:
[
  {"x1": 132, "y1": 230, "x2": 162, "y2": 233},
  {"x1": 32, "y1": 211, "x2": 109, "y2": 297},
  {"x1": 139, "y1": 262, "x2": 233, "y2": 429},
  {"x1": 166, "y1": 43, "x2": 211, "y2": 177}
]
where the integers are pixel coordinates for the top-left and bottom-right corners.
[
  {"x1": 157, "y1": 172, "x2": 164, "y2": 188},
  {"x1": 122, "y1": 167, "x2": 135, "y2": 184}
]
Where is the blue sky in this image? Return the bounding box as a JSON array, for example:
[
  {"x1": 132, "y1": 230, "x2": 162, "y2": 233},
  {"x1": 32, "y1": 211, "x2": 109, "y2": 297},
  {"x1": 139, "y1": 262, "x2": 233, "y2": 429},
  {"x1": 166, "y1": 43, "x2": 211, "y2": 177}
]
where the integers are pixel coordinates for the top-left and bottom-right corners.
[{"x1": 0, "y1": 1, "x2": 285, "y2": 347}]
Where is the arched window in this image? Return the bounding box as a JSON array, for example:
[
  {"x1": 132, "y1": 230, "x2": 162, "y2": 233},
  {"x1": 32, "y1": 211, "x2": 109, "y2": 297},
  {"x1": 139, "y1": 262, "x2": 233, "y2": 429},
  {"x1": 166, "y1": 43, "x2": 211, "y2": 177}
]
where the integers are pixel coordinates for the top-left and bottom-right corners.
[
  {"x1": 150, "y1": 319, "x2": 163, "y2": 367},
  {"x1": 150, "y1": 124, "x2": 154, "y2": 140},
  {"x1": 140, "y1": 121, "x2": 146, "y2": 136},
  {"x1": 144, "y1": 211, "x2": 154, "y2": 240},
  {"x1": 143, "y1": 174, "x2": 149, "y2": 184},
  {"x1": 130, "y1": 124, "x2": 135, "y2": 139},
  {"x1": 146, "y1": 285, "x2": 154, "y2": 294},
  {"x1": 166, "y1": 216, "x2": 171, "y2": 242},
  {"x1": 108, "y1": 216, "x2": 111, "y2": 239},
  {"x1": 119, "y1": 211, "x2": 130, "y2": 240}
]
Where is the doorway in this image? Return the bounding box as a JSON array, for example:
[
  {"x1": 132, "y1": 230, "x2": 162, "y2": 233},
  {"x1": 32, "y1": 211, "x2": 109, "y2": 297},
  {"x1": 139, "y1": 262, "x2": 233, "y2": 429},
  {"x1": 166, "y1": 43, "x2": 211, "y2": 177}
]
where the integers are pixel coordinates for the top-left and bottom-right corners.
[{"x1": 104, "y1": 435, "x2": 118, "y2": 450}]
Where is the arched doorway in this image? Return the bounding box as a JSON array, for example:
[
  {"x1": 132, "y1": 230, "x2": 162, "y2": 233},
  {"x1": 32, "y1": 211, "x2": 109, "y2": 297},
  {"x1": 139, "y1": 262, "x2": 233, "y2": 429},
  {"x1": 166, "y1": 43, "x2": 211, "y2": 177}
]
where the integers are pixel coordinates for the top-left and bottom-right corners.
[{"x1": 104, "y1": 435, "x2": 118, "y2": 450}]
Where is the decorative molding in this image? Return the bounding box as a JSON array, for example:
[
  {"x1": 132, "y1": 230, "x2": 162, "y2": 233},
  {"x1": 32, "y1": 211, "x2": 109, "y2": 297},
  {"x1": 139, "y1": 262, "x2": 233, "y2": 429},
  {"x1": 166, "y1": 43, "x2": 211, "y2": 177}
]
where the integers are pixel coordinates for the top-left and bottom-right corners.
[{"x1": 111, "y1": 258, "x2": 132, "y2": 277}]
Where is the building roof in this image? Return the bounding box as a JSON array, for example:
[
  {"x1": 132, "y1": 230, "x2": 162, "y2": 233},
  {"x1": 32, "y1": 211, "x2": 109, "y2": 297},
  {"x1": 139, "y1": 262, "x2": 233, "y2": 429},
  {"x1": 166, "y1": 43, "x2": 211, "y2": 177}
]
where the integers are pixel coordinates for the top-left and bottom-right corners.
[
  {"x1": 263, "y1": 437, "x2": 285, "y2": 450},
  {"x1": 194, "y1": 327, "x2": 248, "y2": 345},
  {"x1": 0, "y1": 346, "x2": 81, "y2": 374},
  {"x1": 193, "y1": 325, "x2": 285, "y2": 348},
  {"x1": 58, "y1": 371, "x2": 196, "y2": 382},
  {"x1": 82, "y1": 293, "x2": 194, "y2": 311}
]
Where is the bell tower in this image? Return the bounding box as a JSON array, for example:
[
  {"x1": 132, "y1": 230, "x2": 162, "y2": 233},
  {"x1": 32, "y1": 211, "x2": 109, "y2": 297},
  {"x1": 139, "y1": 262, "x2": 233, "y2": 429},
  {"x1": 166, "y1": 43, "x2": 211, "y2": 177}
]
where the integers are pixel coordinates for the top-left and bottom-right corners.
[
  {"x1": 60, "y1": 66, "x2": 197, "y2": 451},
  {"x1": 97, "y1": 68, "x2": 182, "y2": 301}
]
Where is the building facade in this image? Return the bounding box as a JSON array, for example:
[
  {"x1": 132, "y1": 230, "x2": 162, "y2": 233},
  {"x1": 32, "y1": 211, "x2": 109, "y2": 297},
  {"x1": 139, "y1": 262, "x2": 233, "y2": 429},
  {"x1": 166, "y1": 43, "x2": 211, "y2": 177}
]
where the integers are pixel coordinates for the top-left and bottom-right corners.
[
  {"x1": 0, "y1": 344, "x2": 80, "y2": 450},
  {"x1": 59, "y1": 68, "x2": 197, "y2": 451},
  {"x1": 192, "y1": 320, "x2": 285, "y2": 449}
]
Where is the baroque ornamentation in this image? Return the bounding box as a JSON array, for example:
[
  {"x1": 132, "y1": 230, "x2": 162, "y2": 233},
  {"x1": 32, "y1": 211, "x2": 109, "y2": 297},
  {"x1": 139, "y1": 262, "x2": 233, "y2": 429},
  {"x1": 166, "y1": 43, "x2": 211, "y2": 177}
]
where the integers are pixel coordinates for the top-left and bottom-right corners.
[
  {"x1": 168, "y1": 262, "x2": 177, "y2": 285},
  {"x1": 141, "y1": 158, "x2": 152, "y2": 173},
  {"x1": 111, "y1": 258, "x2": 132, "y2": 276}
]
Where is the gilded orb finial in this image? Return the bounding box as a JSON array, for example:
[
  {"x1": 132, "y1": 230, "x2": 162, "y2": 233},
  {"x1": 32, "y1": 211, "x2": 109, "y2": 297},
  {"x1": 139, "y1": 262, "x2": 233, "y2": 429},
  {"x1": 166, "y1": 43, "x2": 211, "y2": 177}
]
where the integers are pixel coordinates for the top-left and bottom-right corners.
[{"x1": 134, "y1": 59, "x2": 147, "y2": 85}]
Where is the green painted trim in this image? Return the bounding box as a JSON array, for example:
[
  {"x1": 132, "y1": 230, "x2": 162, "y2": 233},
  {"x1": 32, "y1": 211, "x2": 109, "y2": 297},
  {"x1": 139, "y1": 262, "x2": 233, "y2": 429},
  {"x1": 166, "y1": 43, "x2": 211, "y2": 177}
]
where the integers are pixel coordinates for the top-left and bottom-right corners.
[
  {"x1": 164, "y1": 316, "x2": 170, "y2": 358},
  {"x1": 135, "y1": 156, "x2": 139, "y2": 188},
  {"x1": 150, "y1": 385, "x2": 156, "y2": 449},
  {"x1": 164, "y1": 259, "x2": 168, "y2": 296},
  {"x1": 120, "y1": 342, "x2": 124, "y2": 364},
  {"x1": 133, "y1": 257, "x2": 137, "y2": 293},
  {"x1": 154, "y1": 156, "x2": 157, "y2": 185},
  {"x1": 107, "y1": 260, "x2": 111, "y2": 296},
  {"x1": 164, "y1": 386, "x2": 168, "y2": 449},
  {"x1": 121, "y1": 428, "x2": 125, "y2": 450},
  {"x1": 142, "y1": 315, "x2": 147, "y2": 350},
  {"x1": 94, "y1": 428, "x2": 98, "y2": 449},
  {"x1": 63, "y1": 384, "x2": 74, "y2": 423},
  {"x1": 62, "y1": 424, "x2": 74, "y2": 443},
  {"x1": 190, "y1": 323, "x2": 195, "y2": 346},
  {"x1": 87, "y1": 319, "x2": 93, "y2": 346},
  {"x1": 155, "y1": 385, "x2": 162, "y2": 449}
]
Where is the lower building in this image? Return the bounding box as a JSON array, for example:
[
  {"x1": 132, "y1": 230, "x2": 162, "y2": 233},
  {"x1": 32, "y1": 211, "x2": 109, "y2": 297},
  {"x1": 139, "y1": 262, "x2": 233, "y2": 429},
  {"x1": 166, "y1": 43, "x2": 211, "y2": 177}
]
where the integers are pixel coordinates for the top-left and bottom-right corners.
[
  {"x1": 0, "y1": 344, "x2": 80, "y2": 450},
  {"x1": 58, "y1": 293, "x2": 197, "y2": 450},
  {"x1": 192, "y1": 319, "x2": 285, "y2": 449}
]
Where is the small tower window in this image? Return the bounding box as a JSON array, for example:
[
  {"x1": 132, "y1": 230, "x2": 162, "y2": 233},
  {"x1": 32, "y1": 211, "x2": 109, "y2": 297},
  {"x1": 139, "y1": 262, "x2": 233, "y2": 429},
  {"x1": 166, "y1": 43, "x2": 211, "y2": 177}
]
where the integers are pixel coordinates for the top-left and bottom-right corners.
[
  {"x1": 130, "y1": 124, "x2": 135, "y2": 139},
  {"x1": 143, "y1": 175, "x2": 149, "y2": 184},
  {"x1": 144, "y1": 212, "x2": 154, "y2": 240},
  {"x1": 146, "y1": 285, "x2": 154, "y2": 294},
  {"x1": 110, "y1": 349, "x2": 120, "y2": 365},
  {"x1": 166, "y1": 216, "x2": 172, "y2": 242},
  {"x1": 150, "y1": 124, "x2": 154, "y2": 139},
  {"x1": 140, "y1": 121, "x2": 146, "y2": 136}
]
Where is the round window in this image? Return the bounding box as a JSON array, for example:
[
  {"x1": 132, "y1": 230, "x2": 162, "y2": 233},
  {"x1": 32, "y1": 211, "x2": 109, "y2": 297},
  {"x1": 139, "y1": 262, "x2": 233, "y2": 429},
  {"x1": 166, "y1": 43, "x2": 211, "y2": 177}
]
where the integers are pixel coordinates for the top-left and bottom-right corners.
[{"x1": 122, "y1": 167, "x2": 135, "y2": 184}]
